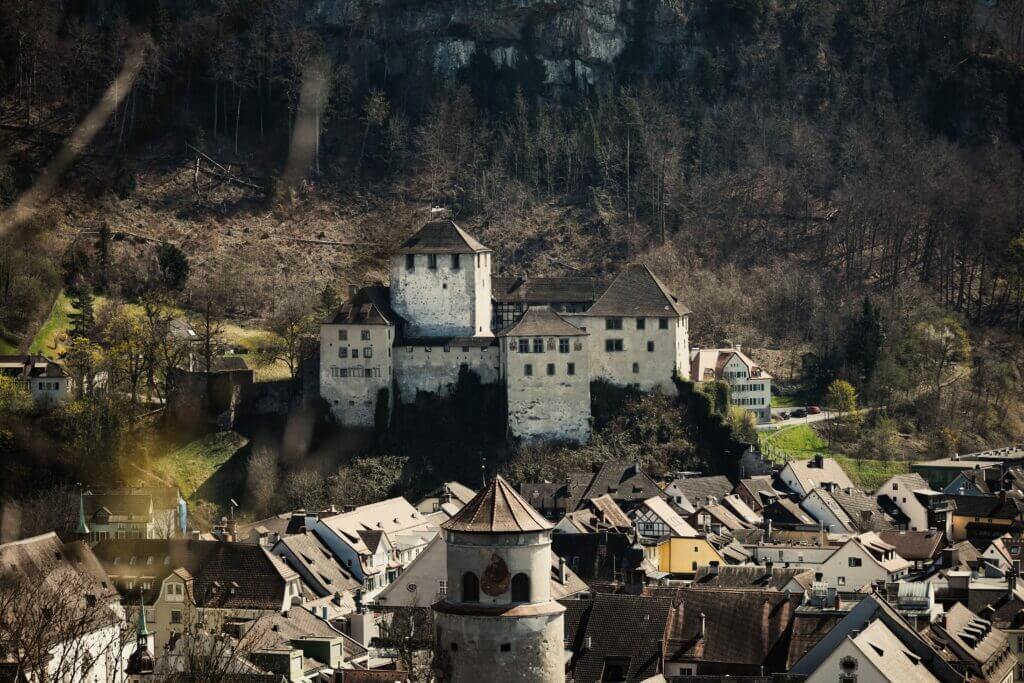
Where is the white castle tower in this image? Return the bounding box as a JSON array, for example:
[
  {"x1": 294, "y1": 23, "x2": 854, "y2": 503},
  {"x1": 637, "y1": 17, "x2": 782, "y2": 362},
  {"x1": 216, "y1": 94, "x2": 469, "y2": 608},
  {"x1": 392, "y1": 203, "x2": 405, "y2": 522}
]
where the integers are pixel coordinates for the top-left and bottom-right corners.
[
  {"x1": 432, "y1": 476, "x2": 565, "y2": 682},
  {"x1": 389, "y1": 219, "x2": 494, "y2": 338}
]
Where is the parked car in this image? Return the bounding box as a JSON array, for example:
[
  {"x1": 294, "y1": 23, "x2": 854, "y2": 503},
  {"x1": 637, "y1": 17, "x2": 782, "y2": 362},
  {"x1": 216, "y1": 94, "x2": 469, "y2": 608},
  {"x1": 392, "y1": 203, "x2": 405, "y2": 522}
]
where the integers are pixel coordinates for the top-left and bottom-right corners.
[
  {"x1": 776, "y1": 411, "x2": 789, "y2": 420},
  {"x1": 790, "y1": 408, "x2": 807, "y2": 418},
  {"x1": 807, "y1": 406, "x2": 822, "y2": 415}
]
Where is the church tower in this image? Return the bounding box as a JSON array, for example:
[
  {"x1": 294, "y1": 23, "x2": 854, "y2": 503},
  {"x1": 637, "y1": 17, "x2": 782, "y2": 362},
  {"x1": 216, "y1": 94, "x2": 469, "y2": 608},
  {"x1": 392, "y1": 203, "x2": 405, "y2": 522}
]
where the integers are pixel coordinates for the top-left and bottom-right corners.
[
  {"x1": 389, "y1": 220, "x2": 493, "y2": 338},
  {"x1": 432, "y1": 476, "x2": 565, "y2": 682}
]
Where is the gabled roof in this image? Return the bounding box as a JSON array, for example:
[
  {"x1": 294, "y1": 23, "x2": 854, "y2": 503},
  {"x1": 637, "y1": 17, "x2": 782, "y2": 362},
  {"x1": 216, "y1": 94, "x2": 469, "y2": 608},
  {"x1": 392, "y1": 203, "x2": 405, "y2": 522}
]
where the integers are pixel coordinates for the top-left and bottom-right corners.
[
  {"x1": 879, "y1": 472, "x2": 933, "y2": 495},
  {"x1": 669, "y1": 475, "x2": 735, "y2": 509},
  {"x1": 397, "y1": 220, "x2": 490, "y2": 254},
  {"x1": 763, "y1": 497, "x2": 817, "y2": 526},
  {"x1": 826, "y1": 487, "x2": 897, "y2": 532},
  {"x1": 317, "y1": 498, "x2": 429, "y2": 556},
  {"x1": 495, "y1": 306, "x2": 587, "y2": 337},
  {"x1": 782, "y1": 457, "x2": 855, "y2": 495},
  {"x1": 274, "y1": 532, "x2": 360, "y2": 596},
  {"x1": 696, "y1": 502, "x2": 752, "y2": 532},
  {"x1": 577, "y1": 461, "x2": 665, "y2": 510},
  {"x1": 735, "y1": 476, "x2": 782, "y2": 509},
  {"x1": 849, "y1": 619, "x2": 941, "y2": 682},
  {"x1": 638, "y1": 496, "x2": 699, "y2": 537},
  {"x1": 690, "y1": 565, "x2": 815, "y2": 591},
  {"x1": 949, "y1": 494, "x2": 1024, "y2": 519},
  {"x1": 441, "y1": 475, "x2": 552, "y2": 534},
  {"x1": 329, "y1": 285, "x2": 404, "y2": 326},
  {"x1": 562, "y1": 593, "x2": 675, "y2": 682},
  {"x1": 690, "y1": 348, "x2": 773, "y2": 382},
  {"x1": 585, "y1": 263, "x2": 689, "y2": 317},
  {"x1": 491, "y1": 276, "x2": 605, "y2": 304},
  {"x1": 84, "y1": 493, "x2": 153, "y2": 519},
  {"x1": 878, "y1": 530, "x2": 946, "y2": 562}
]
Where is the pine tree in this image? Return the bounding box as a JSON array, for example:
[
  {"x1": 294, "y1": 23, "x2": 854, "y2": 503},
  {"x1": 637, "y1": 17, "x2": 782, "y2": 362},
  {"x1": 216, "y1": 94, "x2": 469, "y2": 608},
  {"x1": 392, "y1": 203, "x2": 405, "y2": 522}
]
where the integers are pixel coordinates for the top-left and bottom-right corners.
[
  {"x1": 845, "y1": 296, "x2": 884, "y2": 386},
  {"x1": 68, "y1": 287, "x2": 96, "y2": 339},
  {"x1": 94, "y1": 223, "x2": 111, "y2": 292}
]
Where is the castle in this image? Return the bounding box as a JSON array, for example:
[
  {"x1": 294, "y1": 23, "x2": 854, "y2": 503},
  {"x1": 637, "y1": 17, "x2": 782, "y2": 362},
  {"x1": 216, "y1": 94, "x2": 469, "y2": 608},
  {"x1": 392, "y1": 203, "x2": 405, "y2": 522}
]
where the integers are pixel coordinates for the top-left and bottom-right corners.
[{"x1": 319, "y1": 219, "x2": 691, "y2": 443}]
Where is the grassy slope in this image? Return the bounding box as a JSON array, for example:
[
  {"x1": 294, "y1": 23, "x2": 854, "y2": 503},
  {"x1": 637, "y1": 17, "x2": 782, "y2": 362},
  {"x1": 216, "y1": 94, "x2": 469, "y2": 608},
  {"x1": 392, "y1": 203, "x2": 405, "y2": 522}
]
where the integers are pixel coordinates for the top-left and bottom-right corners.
[
  {"x1": 152, "y1": 431, "x2": 249, "y2": 499},
  {"x1": 29, "y1": 291, "x2": 74, "y2": 355},
  {"x1": 771, "y1": 395, "x2": 801, "y2": 408},
  {"x1": 760, "y1": 424, "x2": 909, "y2": 491}
]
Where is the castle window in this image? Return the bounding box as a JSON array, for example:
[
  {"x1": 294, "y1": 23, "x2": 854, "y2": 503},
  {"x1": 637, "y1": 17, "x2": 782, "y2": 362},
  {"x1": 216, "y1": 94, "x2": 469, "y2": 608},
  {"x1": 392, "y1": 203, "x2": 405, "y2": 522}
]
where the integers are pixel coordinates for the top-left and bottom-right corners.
[
  {"x1": 559, "y1": 338, "x2": 569, "y2": 353},
  {"x1": 462, "y1": 346, "x2": 469, "y2": 352},
  {"x1": 364, "y1": 348, "x2": 373, "y2": 359},
  {"x1": 511, "y1": 573, "x2": 530, "y2": 602},
  {"x1": 659, "y1": 318, "x2": 669, "y2": 329},
  {"x1": 361, "y1": 330, "x2": 371, "y2": 341},
  {"x1": 427, "y1": 254, "x2": 438, "y2": 269},
  {"x1": 636, "y1": 318, "x2": 646, "y2": 330},
  {"x1": 339, "y1": 348, "x2": 348, "y2": 359},
  {"x1": 632, "y1": 362, "x2": 640, "y2": 374},
  {"x1": 606, "y1": 317, "x2": 623, "y2": 330},
  {"x1": 338, "y1": 330, "x2": 348, "y2": 341},
  {"x1": 547, "y1": 363, "x2": 555, "y2": 376},
  {"x1": 462, "y1": 572, "x2": 479, "y2": 602},
  {"x1": 352, "y1": 349, "x2": 359, "y2": 358},
  {"x1": 443, "y1": 345, "x2": 450, "y2": 353},
  {"x1": 524, "y1": 364, "x2": 533, "y2": 376},
  {"x1": 406, "y1": 254, "x2": 415, "y2": 270},
  {"x1": 647, "y1": 341, "x2": 655, "y2": 352},
  {"x1": 451, "y1": 254, "x2": 460, "y2": 269},
  {"x1": 567, "y1": 363, "x2": 575, "y2": 375},
  {"x1": 518, "y1": 339, "x2": 529, "y2": 353},
  {"x1": 532, "y1": 338, "x2": 544, "y2": 353},
  {"x1": 605, "y1": 339, "x2": 623, "y2": 352},
  {"x1": 500, "y1": 643, "x2": 511, "y2": 652}
]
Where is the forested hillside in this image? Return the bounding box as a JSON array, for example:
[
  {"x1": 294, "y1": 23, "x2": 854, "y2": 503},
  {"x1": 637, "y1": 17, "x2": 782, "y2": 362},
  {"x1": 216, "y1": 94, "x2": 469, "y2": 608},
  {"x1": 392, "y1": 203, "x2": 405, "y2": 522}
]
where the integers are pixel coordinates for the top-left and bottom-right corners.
[{"x1": 2, "y1": 0, "x2": 1024, "y2": 485}]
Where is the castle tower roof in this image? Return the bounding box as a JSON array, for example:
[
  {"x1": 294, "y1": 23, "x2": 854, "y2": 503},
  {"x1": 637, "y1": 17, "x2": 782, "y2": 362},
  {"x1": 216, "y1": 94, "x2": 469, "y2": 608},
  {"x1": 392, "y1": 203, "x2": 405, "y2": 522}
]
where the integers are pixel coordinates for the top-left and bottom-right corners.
[
  {"x1": 442, "y1": 475, "x2": 552, "y2": 534},
  {"x1": 397, "y1": 219, "x2": 491, "y2": 254}
]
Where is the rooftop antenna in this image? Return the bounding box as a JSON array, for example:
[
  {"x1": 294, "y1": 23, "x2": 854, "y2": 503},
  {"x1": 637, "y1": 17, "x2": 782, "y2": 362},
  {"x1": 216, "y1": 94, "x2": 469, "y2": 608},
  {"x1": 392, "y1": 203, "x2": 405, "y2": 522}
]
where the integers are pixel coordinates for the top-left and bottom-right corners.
[{"x1": 481, "y1": 456, "x2": 487, "y2": 488}]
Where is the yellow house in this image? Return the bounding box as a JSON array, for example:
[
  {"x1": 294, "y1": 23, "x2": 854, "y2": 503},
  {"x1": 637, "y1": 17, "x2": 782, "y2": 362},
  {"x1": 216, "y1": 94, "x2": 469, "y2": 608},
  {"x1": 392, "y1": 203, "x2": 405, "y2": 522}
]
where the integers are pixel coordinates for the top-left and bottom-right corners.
[
  {"x1": 949, "y1": 495, "x2": 1020, "y2": 542},
  {"x1": 658, "y1": 537, "x2": 726, "y2": 578}
]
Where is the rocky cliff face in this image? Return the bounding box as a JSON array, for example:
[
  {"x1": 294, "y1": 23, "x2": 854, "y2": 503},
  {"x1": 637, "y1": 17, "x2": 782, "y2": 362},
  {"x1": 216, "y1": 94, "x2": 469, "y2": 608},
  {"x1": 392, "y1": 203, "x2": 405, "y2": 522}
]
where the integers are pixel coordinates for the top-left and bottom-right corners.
[{"x1": 307, "y1": 0, "x2": 693, "y2": 91}]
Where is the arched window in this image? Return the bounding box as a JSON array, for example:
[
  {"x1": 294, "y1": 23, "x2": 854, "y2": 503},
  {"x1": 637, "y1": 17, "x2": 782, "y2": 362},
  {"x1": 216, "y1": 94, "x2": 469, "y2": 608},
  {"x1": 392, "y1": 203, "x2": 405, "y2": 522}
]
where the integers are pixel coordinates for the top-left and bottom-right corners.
[
  {"x1": 511, "y1": 573, "x2": 530, "y2": 603},
  {"x1": 462, "y1": 572, "x2": 479, "y2": 602}
]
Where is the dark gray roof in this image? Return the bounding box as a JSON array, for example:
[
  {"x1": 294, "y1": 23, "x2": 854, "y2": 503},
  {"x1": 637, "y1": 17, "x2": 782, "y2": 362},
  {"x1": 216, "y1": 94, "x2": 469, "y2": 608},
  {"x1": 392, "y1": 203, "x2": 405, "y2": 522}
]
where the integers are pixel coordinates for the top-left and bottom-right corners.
[
  {"x1": 577, "y1": 461, "x2": 665, "y2": 510},
  {"x1": 830, "y1": 487, "x2": 897, "y2": 532},
  {"x1": 551, "y1": 533, "x2": 645, "y2": 583},
  {"x1": 877, "y1": 530, "x2": 946, "y2": 562},
  {"x1": 585, "y1": 263, "x2": 689, "y2": 317},
  {"x1": 274, "y1": 532, "x2": 360, "y2": 596},
  {"x1": 690, "y1": 565, "x2": 815, "y2": 591},
  {"x1": 491, "y1": 276, "x2": 605, "y2": 304},
  {"x1": 495, "y1": 306, "x2": 587, "y2": 338},
  {"x1": 330, "y1": 285, "x2": 404, "y2": 326},
  {"x1": 562, "y1": 592, "x2": 674, "y2": 682},
  {"x1": 671, "y1": 475, "x2": 735, "y2": 507},
  {"x1": 397, "y1": 220, "x2": 490, "y2": 254}
]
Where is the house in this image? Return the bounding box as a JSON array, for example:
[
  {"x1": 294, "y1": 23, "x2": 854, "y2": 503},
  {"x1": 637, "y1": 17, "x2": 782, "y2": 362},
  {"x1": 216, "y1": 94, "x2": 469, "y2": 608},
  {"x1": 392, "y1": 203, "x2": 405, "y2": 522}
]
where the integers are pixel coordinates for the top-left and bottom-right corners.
[
  {"x1": 761, "y1": 497, "x2": 818, "y2": 530},
  {"x1": 657, "y1": 536, "x2": 728, "y2": 578},
  {"x1": 874, "y1": 472, "x2": 941, "y2": 532},
  {"x1": 688, "y1": 564, "x2": 815, "y2": 595},
  {"x1": 561, "y1": 592, "x2": 675, "y2": 682},
  {"x1": 551, "y1": 532, "x2": 654, "y2": 590},
  {"x1": 877, "y1": 530, "x2": 947, "y2": 567},
  {"x1": 912, "y1": 445, "x2": 1024, "y2": 489},
  {"x1": 692, "y1": 500, "x2": 754, "y2": 533},
  {"x1": 413, "y1": 481, "x2": 475, "y2": 515},
  {"x1": 0, "y1": 532, "x2": 130, "y2": 683},
  {"x1": 929, "y1": 602, "x2": 1016, "y2": 681},
  {"x1": 310, "y1": 497, "x2": 440, "y2": 598},
  {"x1": 664, "y1": 474, "x2": 734, "y2": 514},
  {"x1": 779, "y1": 455, "x2": 855, "y2": 498},
  {"x1": 689, "y1": 346, "x2": 772, "y2": 423},
  {"x1": 553, "y1": 495, "x2": 633, "y2": 534},
  {"x1": 319, "y1": 219, "x2": 693, "y2": 440},
  {"x1": 945, "y1": 466, "x2": 1024, "y2": 497},
  {"x1": 92, "y1": 539, "x2": 306, "y2": 652},
  {"x1": 957, "y1": 568, "x2": 1024, "y2": 680},
  {"x1": 520, "y1": 460, "x2": 667, "y2": 518},
  {"x1": 662, "y1": 588, "x2": 801, "y2": 676},
  {"x1": 948, "y1": 494, "x2": 1024, "y2": 544},
  {"x1": 817, "y1": 533, "x2": 912, "y2": 591},
  {"x1": 807, "y1": 618, "x2": 942, "y2": 682},
  {"x1": 721, "y1": 493, "x2": 762, "y2": 526},
  {"x1": 631, "y1": 496, "x2": 698, "y2": 539},
  {"x1": 0, "y1": 354, "x2": 71, "y2": 404},
  {"x1": 733, "y1": 475, "x2": 783, "y2": 512},
  {"x1": 242, "y1": 606, "x2": 357, "y2": 682},
  {"x1": 271, "y1": 530, "x2": 361, "y2": 599},
  {"x1": 746, "y1": 536, "x2": 840, "y2": 566},
  {"x1": 81, "y1": 490, "x2": 181, "y2": 540},
  {"x1": 801, "y1": 485, "x2": 896, "y2": 534}
]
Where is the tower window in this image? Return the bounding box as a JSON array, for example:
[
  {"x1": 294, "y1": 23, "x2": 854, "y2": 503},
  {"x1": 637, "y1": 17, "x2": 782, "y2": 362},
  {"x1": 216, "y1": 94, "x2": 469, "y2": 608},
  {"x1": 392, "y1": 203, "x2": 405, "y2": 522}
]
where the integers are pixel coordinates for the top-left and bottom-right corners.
[
  {"x1": 547, "y1": 363, "x2": 555, "y2": 376},
  {"x1": 500, "y1": 643, "x2": 511, "y2": 652},
  {"x1": 511, "y1": 573, "x2": 530, "y2": 602},
  {"x1": 532, "y1": 338, "x2": 544, "y2": 353},
  {"x1": 338, "y1": 348, "x2": 348, "y2": 359},
  {"x1": 558, "y1": 338, "x2": 569, "y2": 353},
  {"x1": 524, "y1": 364, "x2": 533, "y2": 377},
  {"x1": 518, "y1": 339, "x2": 529, "y2": 353},
  {"x1": 647, "y1": 341, "x2": 655, "y2": 352},
  {"x1": 636, "y1": 318, "x2": 645, "y2": 330},
  {"x1": 427, "y1": 254, "x2": 438, "y2": 269},
  {"x1": 405, "y1": 254, "x2": 415, "y2": 270},
  {"x1": 632, "y1": 362, "x2": 640, "y2": 374},
  {"x1": 567, "y1": 363, "x2": 575, "y2": 376},
  {"x1": 338, "y1": 330, "x2": 348, "y2": 341},
  {"x1": 605, "y1": 339, "x2": 624, "y2": 352},
  {"x1": 452, "y1": 254, "x2": 460, "y2": 269},
  {"x1": 659, "y1": 318, "x2": 669, "y2": 329},
  {"x1": 606, "y1": 317, "x2": 623, "y2": 330},
  {"x1": 462, "y1": 572, "x2": 479, "y2": 602},
  {"x1": 361, "y1": 330, "x2": 371, "y2": 341}
]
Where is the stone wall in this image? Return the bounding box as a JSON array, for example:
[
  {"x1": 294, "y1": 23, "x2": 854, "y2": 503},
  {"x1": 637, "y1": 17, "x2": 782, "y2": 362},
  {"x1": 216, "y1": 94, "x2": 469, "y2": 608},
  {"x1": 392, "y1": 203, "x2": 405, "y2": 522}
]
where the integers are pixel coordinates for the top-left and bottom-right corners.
[
  {"x1": 389, "y1": 253, "x2": 493, "y2": 338},
  {"x1": 501, "y1": 333, "x2": 590, "y2": 443},
  {"x1": 319, "y1": 322, "x2": 394, "y2": 427},
  {"x1": 434, "y1": 610, "x2": 565, "y2": 683},
  {"x1": 393, "y1": 343, "x2": 499, "y2": 402}
]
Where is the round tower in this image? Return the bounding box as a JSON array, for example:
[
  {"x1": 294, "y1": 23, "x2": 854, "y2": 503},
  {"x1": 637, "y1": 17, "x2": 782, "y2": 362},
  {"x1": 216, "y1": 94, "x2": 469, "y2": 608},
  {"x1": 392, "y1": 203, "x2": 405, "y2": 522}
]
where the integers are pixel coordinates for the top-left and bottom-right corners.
[{"x1": 432, "y1": 476, "x2": 564, "y2": 683}]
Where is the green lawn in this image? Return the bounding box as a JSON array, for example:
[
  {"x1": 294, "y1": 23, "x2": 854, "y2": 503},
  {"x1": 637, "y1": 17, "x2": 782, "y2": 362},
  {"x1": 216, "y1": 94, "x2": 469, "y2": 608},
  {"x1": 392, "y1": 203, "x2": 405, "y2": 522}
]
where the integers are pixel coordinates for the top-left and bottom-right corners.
[
  {"x1": 152, "y1": 431, "x2": 249, "y2": 498},
  {"x1": 29, "y1": 291, "x2": 74, "y2": 356},
  {"x1": 760, "y1": 424, "x2": 910, "y2": 491},
  {"x1": 0, "y1": 337, "x2": 17, "y2": 354},
  {"x1": 771, "y1": 394, "x2": 802, "y2": 408}
]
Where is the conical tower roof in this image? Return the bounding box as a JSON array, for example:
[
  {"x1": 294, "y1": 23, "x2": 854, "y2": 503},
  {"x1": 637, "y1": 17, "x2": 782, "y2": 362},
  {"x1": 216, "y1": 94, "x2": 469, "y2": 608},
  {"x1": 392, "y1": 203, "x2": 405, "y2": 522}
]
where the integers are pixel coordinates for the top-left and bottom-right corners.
[
  {"x1": 75, "y1": 490, "x2": 90, "y2": 536},
  {"x1": 441, "y1": 475, "x2": 552, "y2": 533}
]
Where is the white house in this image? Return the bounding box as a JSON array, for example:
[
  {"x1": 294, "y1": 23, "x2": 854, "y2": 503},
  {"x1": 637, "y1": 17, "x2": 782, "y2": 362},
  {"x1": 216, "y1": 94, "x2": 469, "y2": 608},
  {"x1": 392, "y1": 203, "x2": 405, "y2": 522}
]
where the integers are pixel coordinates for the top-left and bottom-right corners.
[
  {"x1": 806, "y1": 618, "x2": 940, "y2": 682},
  {"x1": 0, "y1": 354, "x2": 72, "y2": 405},
  {"x1": 779, "y1": 455, "x2": 855, "y2": 498},
  {"x1": 874, "y1": 473, "x2": 938, "y2": 532},
  {"x1": 817, "y1": 533, "x2": 912, "y2": 591},
  {"x1": 690, "y1": 346, "x2": 772, "y2": 423}
]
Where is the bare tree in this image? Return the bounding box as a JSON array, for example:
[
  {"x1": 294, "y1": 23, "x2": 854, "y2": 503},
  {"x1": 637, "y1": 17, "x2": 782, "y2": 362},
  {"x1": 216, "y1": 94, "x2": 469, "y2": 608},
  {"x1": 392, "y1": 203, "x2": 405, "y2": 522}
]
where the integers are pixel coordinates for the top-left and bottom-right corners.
[{"x1": 376, "y1": 606, "x2": 433, "y2": 682}]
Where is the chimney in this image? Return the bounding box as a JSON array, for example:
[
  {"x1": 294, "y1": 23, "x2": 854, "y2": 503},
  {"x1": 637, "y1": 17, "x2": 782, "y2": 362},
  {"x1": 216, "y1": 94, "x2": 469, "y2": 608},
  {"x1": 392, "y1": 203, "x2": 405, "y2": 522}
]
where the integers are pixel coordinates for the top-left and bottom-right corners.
[
  {"x1": 812, "y1": 454, "x2": 824, "y2": 469},
  {"x1": 699, "y1": 612, "x2": 706, "y2": 638},
  {"x1": 558, "y1": 557, "x2": 567, "y2": 584},
  {"x1": 765, "y1": 559, "x2": 774, "y2": 573},
  {"x1": 708, "y1": 562, "x2": 720, "y2": 576}
]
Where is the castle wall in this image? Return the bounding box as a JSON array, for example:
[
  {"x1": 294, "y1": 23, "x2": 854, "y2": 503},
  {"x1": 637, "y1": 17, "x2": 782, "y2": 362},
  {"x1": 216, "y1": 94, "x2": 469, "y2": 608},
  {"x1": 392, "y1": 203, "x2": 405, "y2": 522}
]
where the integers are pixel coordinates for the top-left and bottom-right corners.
[
  {"x1": 320, "y1": 323, "x2": 393, "y2": 427},
  {"x1": 573, "y1": 313, "x2": 689, "y2": 393},
  {"x1": 434, "y1": 611, "x2": 564, "y2": 683},
  {"x1": 390, "y1": 253, "x2": 493, "y2": 338},
  {"x1": 393, "y1": 343, "x2": 499, "y2": 402},
  {"x1": 500, "y1": 334, "x2": 590, "y2": 443}
]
